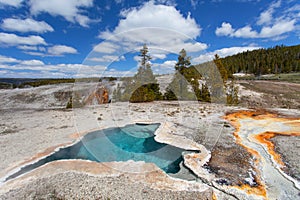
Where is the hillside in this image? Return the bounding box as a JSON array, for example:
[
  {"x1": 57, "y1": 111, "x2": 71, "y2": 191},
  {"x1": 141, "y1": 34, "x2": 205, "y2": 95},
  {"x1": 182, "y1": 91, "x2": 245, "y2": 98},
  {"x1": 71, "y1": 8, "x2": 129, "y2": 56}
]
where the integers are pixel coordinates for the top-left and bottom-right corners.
[{"x1": 220, "y1": 44, "x2": 300, "y2": 76}]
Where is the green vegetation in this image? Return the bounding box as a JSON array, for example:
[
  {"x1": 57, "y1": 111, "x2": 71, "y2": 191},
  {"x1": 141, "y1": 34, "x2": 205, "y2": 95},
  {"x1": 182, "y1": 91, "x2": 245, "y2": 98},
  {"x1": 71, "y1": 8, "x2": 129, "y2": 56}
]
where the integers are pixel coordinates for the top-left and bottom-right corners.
[
  {"x1": 221, "y1": 44, "x2": 300, "y2": 76},
  {"x1": 19, "y1": 79, "x2": 75, "y2": 88},
  {"x1": 65, "y1": 93, "x2": 84, "y2": 109},
  {"x1": 99, "y1": 77, "x2": 118, "y2": 82},
  {"x1": 164, "y1": 49, "x2": 211, "y2": 102},
  {"x1": 11, "y1": 77, "x2": 118, "y2": 88},
  {"x1": 66, "y1": 97, "x2": 73, "y2": 109},
  {"x1": 0, "y1": 82, "x2": 13, "y2": 89},
  {"x1": 213, "y1": 55, "x2": 239, "y2": 105},
  {"x1": 113, "y1": 44, "x2": 162, "y2": 103}
]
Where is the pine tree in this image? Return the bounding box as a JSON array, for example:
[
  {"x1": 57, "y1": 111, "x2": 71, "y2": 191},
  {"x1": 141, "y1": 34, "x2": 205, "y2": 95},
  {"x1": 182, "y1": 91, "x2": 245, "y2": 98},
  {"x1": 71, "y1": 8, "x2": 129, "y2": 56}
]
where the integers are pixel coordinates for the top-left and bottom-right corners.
[
  {"x1": 164, "y1": 49, "x2": 194, "y2": 100},
  {"x1": 175, "y1": 49, "x2": 191, "y2": 74},
  {"x1": 214, "y1": 54, "x2": 228, "y2": 83},
  {"x1": 134, "y1": 44, "x2": 156, "y2": 84},
  {"x1": 164, "y1": 87, "x2": 178, "y2": 100},
  {"x1": 128, "y1": 44, "x2": 162, "y2": 102}
]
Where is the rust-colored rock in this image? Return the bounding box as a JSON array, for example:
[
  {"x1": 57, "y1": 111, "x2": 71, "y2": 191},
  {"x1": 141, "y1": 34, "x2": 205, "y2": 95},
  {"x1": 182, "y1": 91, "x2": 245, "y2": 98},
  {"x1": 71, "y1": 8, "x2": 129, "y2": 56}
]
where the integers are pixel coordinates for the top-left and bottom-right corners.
[{"x1": 84, "y1": 87, "x2": 109, "y2": 105}]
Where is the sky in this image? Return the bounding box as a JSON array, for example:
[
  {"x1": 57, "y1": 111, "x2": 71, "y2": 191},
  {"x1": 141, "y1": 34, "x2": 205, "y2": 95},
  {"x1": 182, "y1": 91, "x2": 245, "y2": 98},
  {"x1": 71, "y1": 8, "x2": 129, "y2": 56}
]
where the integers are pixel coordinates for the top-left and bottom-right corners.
[{"x1": 0, "y1": 0, "x2": 299, "y2": 78}]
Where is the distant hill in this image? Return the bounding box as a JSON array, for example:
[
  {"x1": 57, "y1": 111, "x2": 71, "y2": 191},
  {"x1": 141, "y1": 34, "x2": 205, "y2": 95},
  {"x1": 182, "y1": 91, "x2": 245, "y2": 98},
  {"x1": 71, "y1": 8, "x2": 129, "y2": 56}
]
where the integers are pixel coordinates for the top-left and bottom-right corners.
[{"x1": 220, "y1": 44, "x2": 300, "y2": 76}]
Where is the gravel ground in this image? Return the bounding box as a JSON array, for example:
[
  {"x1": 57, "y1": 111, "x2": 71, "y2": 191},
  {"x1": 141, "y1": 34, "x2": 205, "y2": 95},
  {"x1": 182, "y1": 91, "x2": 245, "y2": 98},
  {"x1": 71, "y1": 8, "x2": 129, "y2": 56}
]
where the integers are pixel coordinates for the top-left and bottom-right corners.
[
  {"x1": 271, "y1": 135, "x2": 300, "y2": 181},
  {"x1": 0, "y1": 172, "x2": 212, "y2": 200},
  {"x1": 238, "y1": 80, "x2": 300, "y2": 109}
]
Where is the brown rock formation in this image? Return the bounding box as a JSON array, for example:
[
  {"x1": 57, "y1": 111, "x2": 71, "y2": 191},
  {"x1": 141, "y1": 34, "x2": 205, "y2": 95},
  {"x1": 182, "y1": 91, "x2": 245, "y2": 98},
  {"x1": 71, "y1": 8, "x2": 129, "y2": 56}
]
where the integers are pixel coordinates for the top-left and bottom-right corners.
[{"x1": 84, "y1": 87, "x2": 109, "y2": 105}]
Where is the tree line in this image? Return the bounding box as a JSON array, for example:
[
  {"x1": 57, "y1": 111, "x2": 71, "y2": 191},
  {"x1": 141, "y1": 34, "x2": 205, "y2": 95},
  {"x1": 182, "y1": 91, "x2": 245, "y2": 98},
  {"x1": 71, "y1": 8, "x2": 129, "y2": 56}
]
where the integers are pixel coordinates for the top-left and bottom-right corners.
[
  {"x1": 220, "y1": 44, "x2": 300, "y2": 76},
  {"x1": 113, "y1": 44, "x2": 238, "y2": 105}
]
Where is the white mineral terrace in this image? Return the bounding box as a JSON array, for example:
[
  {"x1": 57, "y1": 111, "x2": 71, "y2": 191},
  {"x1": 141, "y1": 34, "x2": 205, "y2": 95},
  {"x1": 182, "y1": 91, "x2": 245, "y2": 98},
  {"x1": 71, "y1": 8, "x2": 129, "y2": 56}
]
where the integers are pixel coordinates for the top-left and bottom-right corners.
[{"x1": 0, "y1": 101, "x2": 299, "y2": 199}]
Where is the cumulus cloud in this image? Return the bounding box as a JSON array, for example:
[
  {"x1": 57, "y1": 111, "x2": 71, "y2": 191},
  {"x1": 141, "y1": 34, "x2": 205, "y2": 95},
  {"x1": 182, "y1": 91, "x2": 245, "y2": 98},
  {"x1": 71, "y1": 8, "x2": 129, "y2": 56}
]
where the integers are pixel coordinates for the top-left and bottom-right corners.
[
  {"x1": 0, "y1": 0, "x2": 23, "y2": 7},
  {"x1": 0, "y1": 53, "x2": 164, "y2": 78},
  {"x1": 47, "y1": 45, "x2": 78, "y2": 56},
  {"x1": 0, "y1": 32, "x2": 47, "y2": 46},
  {"x1": 192, "y1": 46, "x2": 261, "y2": 63},
  {"x1": 215, "y1": 22, "x2": 234, "y2": 36},
  {"x1": 29, "y1": 0, "x2": 93, "y2": 27},
  {"x1": 260, "y1": 19, "x2": 296, "y2": 37},
  {"x1": 17, "y1": 44, "x2": 78, "y2": 57},
  {"x1": 20, "y1": 60, "x2": 45, "y2": 66},
  {"x1": 0, "y1": 55, "x2": 19, "y2": 63},
  {"x1": 152, "y1": 60, "x2": 177, "y2": 74},
  {"x1": 216, "y1": 20, "x2": 295, "y2": 38},
  {"x1": 216, "y1": 0, "x2": 297, "y2": 39},
  {"x1": 0, "y1": 55, "x2": 108, "y2": 78},
  {"x1": 0, "y1": 55, "x2": 45, "y2": 66},
  {"x1": 102, "y1": 2, "x2": 200, "y2": 39},
  {"x1": 1, "y1": 18, "x2": 54, "y2": 33},
  {"x1": 98, "y1": 1, "x2": 206, "y2": 54},
  {"x1": 151, "y1": 53, "x2": 167, "y2": 60}
]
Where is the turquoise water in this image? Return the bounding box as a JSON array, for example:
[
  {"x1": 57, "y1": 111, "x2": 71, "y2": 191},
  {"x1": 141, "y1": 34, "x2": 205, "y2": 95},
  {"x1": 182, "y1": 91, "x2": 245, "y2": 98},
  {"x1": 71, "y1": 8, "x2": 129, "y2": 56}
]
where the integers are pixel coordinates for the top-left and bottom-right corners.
[{"x1": 6, "y1": 123, "x2": 185, "y2": 181}]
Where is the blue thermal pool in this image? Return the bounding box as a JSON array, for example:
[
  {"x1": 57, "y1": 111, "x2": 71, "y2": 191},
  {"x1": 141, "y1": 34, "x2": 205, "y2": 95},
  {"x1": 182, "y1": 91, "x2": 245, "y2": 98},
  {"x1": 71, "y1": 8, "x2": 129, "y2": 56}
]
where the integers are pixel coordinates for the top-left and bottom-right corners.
[{"x1": 6, "y1": 123, "x2": 187, "y2": 181}]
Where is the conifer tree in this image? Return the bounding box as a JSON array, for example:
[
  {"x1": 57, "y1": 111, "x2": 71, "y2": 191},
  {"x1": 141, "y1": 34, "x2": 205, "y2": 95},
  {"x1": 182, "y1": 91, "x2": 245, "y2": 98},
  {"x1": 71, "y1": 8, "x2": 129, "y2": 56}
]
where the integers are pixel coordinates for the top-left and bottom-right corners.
[
  {"x1": 128, "y1": 44, "x2": 162, "y2": 102},
  {"x1": 214, "y1": 54, "x2": 228, "y2": 84},
  {"x1": 175, "y1": 49, "x2": 191, "y2": 74}
]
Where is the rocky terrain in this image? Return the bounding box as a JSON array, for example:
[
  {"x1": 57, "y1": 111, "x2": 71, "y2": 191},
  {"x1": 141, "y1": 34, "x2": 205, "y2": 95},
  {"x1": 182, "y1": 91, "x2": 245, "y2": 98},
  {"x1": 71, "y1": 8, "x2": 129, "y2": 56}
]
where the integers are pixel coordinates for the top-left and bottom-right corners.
[{"x1": 0, "y1": 77, "x2": 299, "y2": 199}]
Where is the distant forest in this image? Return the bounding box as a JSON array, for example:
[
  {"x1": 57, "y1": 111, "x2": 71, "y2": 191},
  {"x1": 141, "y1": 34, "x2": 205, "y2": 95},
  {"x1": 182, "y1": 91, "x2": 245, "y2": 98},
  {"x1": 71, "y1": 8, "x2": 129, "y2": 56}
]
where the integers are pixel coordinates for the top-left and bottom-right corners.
[{"x1": 219, "y1": 44, "x2": 300, "y2": 76}]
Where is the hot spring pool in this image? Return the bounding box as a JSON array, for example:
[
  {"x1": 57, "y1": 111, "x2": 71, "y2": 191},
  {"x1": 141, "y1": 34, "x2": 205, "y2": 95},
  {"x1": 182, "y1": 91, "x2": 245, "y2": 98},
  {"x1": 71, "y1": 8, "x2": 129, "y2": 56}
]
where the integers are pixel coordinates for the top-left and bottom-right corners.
[{"x1": 6, "y1": 123, "x2": 187, "y2": 181}]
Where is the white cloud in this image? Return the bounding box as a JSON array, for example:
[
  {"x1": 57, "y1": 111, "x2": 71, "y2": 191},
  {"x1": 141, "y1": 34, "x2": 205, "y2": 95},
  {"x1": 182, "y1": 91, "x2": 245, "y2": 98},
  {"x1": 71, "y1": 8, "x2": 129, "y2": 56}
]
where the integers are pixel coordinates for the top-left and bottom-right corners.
[
  {"x1": 151, "y1": 53, "x2": 167, "y2": 60},
  {"x1": 215, "y1": 20, "x2": 296, "y2": 38},
  {"x1": 0, "y1": 55, "x2": 45, "y2": 66},
  {"x1": 0, "y1": 55, "x2": 19, "y2": 63},
  {"x1": 88, "y1": 55, "x2": 125, "y2": 62},
  {"x1": 92, "y1": 1, "x2": 207, "y2": 77},
  {"x1": 93, "y1": 42, "x2": 120, "y2": 53},
  {"x1": 216, "y1": 0, "x2": 298, "y2": 39},
  {"x1": 102, "y1": 2, "x2": 200, "y2": 39},
  {"x1": 192, "y1": 46, "x2": 261, "y2": 63},
  {"x1": 215, "y1": 22, "x2": 234, "y2": 36},
  {"x1": 154, "y1": 0, "x2": 177, "y2": 6},
  {"x1": 260, "y1": 19, "x2": 296, "y2": 37},
  {"x1": 0, "y1": 56, "x2": 107, "y2": 78},
  {"x1": 24, "y1": 51, "x2": 46, "y2": 56},
  {"x1": 0, "y1": 0, "x2": 23, "y2": 7},
  {"x1": 0, "y1": 55, "x2": 44, "y2": 67},
  {"x1": 20, "y1": 60, "x2": 45, "y2": 66},
  {"x1": 47, "y1": 45, "x2": 78, "y2": 56},
  {"x1": 29, "y1": 0, "x2": 93, "y2": 27},
  {"x1": 17, "y1": 45, "x2": 38, "y2": 51},
  {"x1": 0, "y1": 32, "x2": 47, "y2": 46},
  {"x1": 257, "y1": 0, "x2": 281, "y2": 25},
  {"x1": 233, "y1": 26, "x2": 258, "y2": 38},
  {"x1": 1, "y1": 18, "x2": 54, "y2": 33},
  {"x1": 98, "y1": 1, "x2": 206, "y2": 54},
  {"x1": 152, "y1": 60, "x2": 177, "y2": 74},
  {"x1": 0, "y1": 54, "x2": 137, "y2": 78},
  {"x1": 287, "y1": 4, "x2": 300, "y2": 12},
  {"x1": 18, "y1": 45, "x2": 78, "y2": 57},
  {"x1": 257, "y1": 10, "x2": 273, "y2": 26}
]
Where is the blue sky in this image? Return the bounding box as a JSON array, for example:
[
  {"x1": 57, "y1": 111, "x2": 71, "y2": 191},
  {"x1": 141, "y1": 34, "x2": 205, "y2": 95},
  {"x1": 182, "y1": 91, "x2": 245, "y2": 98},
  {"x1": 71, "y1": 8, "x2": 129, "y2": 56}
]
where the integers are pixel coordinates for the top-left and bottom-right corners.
[{"x1": 0, "y1": 0, "x2": 299, "y2": 78}]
